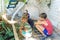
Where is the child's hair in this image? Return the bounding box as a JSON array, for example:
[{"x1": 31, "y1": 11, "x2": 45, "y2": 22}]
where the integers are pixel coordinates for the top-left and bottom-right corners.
[
  {"x1": 22, "y1": 15, "x2": 28, "y2": 20},
  {"x1": 23, "y1": 10, "x2": 30, "y2": 18},
  {"x1": 39, "y1": 13, "x2": 47, "y2": 19},
  {"x1": 23, "y1": 13, "x2": 28, "y2": 16},
  {"x1": 24, "y1": 10, "x2": 28, "y2": 14}
]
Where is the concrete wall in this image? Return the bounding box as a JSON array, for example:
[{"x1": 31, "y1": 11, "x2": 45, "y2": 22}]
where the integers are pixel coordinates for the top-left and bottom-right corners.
[
  {"x1": 22, "y1": 0, "x2": 50, "y2": 19},
  {"x1": 5, "y1": 0, "x2": 60, "y2": 29},
  {"x1": 48, "y1": 0, "x2": 60, "y2": 29},
  {"x1": 6, "y1": 0, "x2": 50, "y2": 20},
  {"x1": 23, "y1": 0, "x2": 60, "y2": 29}
]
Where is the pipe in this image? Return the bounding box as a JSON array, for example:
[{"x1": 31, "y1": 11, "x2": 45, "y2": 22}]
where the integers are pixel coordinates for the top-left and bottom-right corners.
[
  {"x1": 11, "y1": 0, "x2": 29, "y2": 40},
  {"x1": 11, "y1": 2, "x2": 25, "y2": 21},
  {"x1": 11, "y1": 0, "x2": 29, "y2": 21},
  {"x1": 11, "y1": 3, "x2": 25, "y2": 40}
]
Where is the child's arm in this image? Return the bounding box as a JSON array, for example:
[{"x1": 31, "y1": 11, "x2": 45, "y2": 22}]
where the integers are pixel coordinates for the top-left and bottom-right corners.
[
  {"x1": 19, "y1": 27, "x2": 23, "y2": 34},
  {"x1": 35, "y1": 25, "x2": 45, "y2": 35},
  {"x1": 34, "y1": 21, "x2": 46, "y2": 36},
  {"x1": 34, "y1": 21, "x2": 42, "y2": 26}
]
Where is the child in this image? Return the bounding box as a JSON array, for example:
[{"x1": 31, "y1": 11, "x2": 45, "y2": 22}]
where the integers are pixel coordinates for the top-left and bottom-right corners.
[
  {"x1": 23, "y1": 10, "x2": 34, "y2": 28},
  {"x1": 35, "y1": 13, "x2": 53, "y2": 37},
  {"x1": 19, "y1": 15, "x2": 32, "y2": 38}
]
